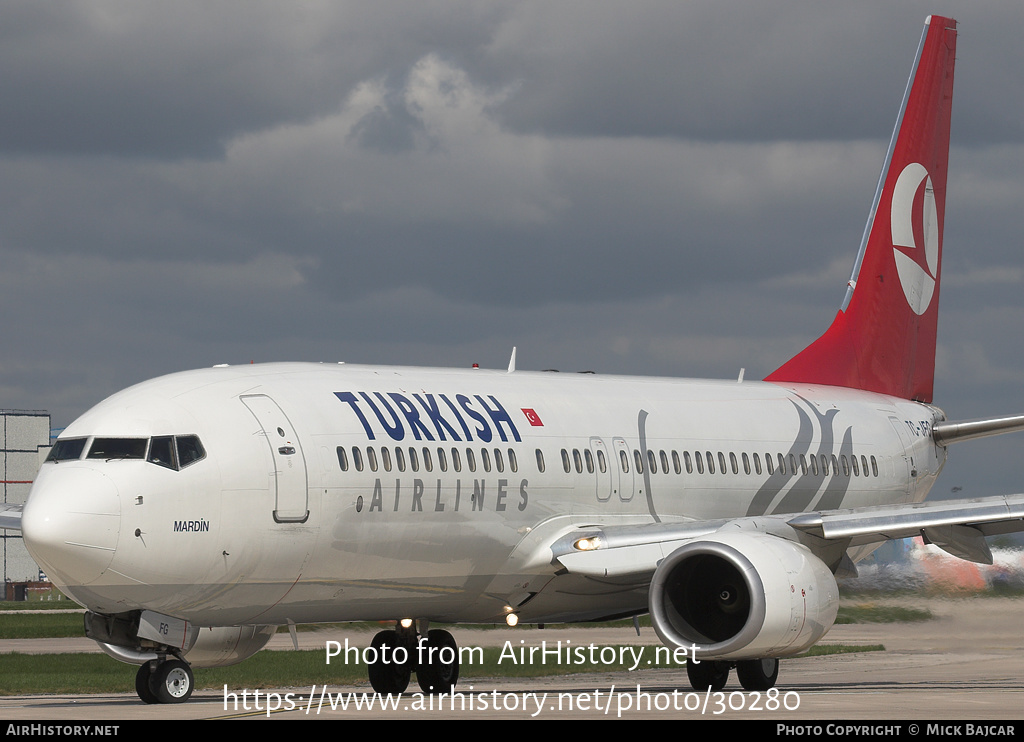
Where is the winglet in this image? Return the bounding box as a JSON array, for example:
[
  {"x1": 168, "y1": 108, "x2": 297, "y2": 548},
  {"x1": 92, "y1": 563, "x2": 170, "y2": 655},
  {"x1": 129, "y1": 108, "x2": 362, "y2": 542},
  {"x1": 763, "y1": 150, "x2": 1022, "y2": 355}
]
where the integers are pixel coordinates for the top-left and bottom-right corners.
[{"x1": 766, "y1": 16, "x2": 957, "y2": 403}]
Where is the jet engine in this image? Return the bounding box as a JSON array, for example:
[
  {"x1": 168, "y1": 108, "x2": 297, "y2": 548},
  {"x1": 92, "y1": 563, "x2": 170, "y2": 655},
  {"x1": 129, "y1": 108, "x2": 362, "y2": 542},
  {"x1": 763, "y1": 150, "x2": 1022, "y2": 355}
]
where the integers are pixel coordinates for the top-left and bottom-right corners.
[
  {"x1": 648, "y1": 531, "x2": 838, "y2": 659},
  {"x1": 183, "y1": 625, "x2": 277, "y2": 668},
  {"x1": 87, "y1": 610, "x2": 276, "y2": 668}
]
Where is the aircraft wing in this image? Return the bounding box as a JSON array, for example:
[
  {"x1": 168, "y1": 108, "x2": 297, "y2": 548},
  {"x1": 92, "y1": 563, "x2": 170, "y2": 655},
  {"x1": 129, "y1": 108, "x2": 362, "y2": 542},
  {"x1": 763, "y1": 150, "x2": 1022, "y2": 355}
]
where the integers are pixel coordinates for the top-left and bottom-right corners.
[
  {"x1": 0, "y1": 503, "x2": 23, "y2": 531},
  {"x1": 553, "y1": 493, "x2": 1024, "y2": 578}
]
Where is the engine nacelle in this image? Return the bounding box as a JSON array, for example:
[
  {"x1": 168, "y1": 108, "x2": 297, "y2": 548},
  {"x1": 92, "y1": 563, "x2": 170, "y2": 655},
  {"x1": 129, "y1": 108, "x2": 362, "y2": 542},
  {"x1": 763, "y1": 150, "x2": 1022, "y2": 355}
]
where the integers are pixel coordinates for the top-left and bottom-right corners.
[
  {"x1": 649, "y1": 532, "x2": 838, "y2": 660},
  {"x1": 87, "y1": 610, "x2": 276, "y2": 669},
  {"x1": 184, "y1": 625, "x2": 277, "y2": 668}
]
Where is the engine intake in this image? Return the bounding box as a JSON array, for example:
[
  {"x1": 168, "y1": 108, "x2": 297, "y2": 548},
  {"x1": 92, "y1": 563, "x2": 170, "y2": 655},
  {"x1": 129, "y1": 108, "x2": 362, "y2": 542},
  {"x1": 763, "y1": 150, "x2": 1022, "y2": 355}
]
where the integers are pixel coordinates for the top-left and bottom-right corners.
[{"x1": 649, "y1": 532, "x2": 838, "y2": 659}]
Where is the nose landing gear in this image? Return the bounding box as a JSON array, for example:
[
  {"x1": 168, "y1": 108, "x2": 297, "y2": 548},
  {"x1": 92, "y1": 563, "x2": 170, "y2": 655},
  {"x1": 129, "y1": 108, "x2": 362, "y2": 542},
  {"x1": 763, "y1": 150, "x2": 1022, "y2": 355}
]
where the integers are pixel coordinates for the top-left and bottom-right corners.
[{"x1": 136, "y1": 658, "x2": 194, "y2": 704}]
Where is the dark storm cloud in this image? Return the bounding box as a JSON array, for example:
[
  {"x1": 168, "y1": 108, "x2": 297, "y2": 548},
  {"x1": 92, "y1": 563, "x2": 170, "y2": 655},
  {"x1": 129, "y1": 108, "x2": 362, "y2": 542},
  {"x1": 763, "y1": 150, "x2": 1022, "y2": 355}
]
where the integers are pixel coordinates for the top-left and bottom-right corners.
[
  {"x1": 0, "y1": 0, "x2": 1022, "y2": 503},
  {"x1": 0, "y1": 1, "x2": 506, "y2": 158}
]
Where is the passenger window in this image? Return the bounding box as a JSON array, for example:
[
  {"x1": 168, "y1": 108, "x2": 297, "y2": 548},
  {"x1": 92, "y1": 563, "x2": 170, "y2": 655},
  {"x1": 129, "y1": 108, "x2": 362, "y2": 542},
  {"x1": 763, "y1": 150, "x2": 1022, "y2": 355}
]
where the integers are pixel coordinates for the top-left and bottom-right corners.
[
  {"x1": 584, "y1": 449, "x2": 594, "y2": 474},
  {"x1": 683, "y1": 451, "x2": 693, "y2": 474},
  {"x1": 706, "y1": 452, "x2": 715, "y2": 475},
  {"x1": 408, "y1": 447, "x2": 419, "y2": 472},
  {"x1": 422, "y1": 447, "x2": 432, "y2": 472},
  {"x1": 634, "y1": 450, "x2": 644, "y2": 474},
  {"x1": 367, "y1": 447, "x2": 378, "y2": 472},
  {"x1": 466, "y1": 448, "x2": 476, "y2": 472},
  {"x1": 718, "y1": 452, "x2": 727, "y2": 475},
  {"x1": 381, "y1": 447, "x2": 392, "y2": 472},
  {"x1": 730, "y1": 452, "x2": 739, "y2": 475},
  {"x1": 597, "y1": 449, "x2": 607, "y2": 473},
  {"x1": 562, "y1": 449, "x2": 571, "y2": 473},
  {"x1": 336, "y1": 446, "x2": 349, "y2": 471},
  {"x1": 619, "y1": 450, "x2": 629, "y2": 473},
  {"x1": 672, "y1": 450, "x2": 681, "y2": 475},
  {"x1": 535, "y1": 449, "x2": 545, "y2": 473},
  {"x1": 352, "y1": 447, "x2": 364, "y2": 472},
  {"x1": 765, "y1": 453, "x2": 774, "y2": 475},
  {"x1": 451, "y1": 447, "x2": 461, "y2": 472},
  {"x1": 494, "y1": 448, "x2": 504, "y2": 473},
  {"x1": 396, "y1": 447, "x2": 406, "y2": 472},
  {"x1": 481, "y1": 448, "x2": 491, "y2": 472},
  {"x1": 437, "y1": 447, "x2": 447, "y2": 472},
  {"x1": 508, "y1": 449, "x2": 518, "y2": 473},
  {"x1": 573, "y1": 449, "x2": 582, "y2": 474},
  {"x1": 871, "y1": 455, "x2": 878, "y2": 477},
  {"x1": 695, "y1": 451, "x2": 704, "y2": 474},
  {"x1": 753, "y1": 453, "x2": 762, "y2": 475}
]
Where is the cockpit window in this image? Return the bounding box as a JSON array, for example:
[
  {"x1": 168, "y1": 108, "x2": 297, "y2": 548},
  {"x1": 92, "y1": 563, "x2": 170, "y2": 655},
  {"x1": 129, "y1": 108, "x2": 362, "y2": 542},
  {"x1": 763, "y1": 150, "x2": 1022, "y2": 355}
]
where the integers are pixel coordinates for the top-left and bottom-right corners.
[
  {"x1": 147, "y1": 435, "x2": 206, "y2": 471},
  {"x1": 45, "y1": 438, "x2": 88, "y2": 462},
  {"x1": 87, "y1": 438, "x2": 148, "y2": 460},
  {"x1": 177, "y1": 436, "x2": 205, "y2": 468},
  {"x1": 148, "y1": 436, "x2": 176, "y2": 469}
]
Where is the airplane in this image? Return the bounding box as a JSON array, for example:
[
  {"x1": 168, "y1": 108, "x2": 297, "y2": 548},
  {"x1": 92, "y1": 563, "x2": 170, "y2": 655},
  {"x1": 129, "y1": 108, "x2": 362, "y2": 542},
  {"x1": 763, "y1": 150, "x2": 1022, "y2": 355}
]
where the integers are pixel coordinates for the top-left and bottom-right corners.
[{"x1": 3, "y1": 14, "x2": 1024, "y2": 705}]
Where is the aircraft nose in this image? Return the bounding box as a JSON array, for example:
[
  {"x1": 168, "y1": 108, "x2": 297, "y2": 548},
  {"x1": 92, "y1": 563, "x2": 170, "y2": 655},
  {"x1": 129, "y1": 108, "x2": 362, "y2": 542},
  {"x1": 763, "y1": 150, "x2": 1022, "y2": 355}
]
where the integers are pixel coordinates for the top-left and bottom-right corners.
[{"x1": 22, "y1": 466, "x2": 121, "y2": 587}]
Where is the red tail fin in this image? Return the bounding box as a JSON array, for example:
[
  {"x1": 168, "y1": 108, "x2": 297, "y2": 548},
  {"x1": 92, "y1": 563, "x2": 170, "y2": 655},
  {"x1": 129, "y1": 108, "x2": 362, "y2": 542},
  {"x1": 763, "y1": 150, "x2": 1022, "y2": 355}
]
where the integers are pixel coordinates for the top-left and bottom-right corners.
[{"x1": 766, "y1": 16, "x2": 957, "y2": 403}]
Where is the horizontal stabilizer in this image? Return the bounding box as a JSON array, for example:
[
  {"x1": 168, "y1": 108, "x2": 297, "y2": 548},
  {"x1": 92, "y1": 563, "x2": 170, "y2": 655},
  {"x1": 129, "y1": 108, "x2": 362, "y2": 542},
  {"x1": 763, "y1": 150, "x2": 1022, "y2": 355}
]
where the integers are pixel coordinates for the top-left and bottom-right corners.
[{"x1": 932, "y1": 413, "x2": 1024, "y2": 445}]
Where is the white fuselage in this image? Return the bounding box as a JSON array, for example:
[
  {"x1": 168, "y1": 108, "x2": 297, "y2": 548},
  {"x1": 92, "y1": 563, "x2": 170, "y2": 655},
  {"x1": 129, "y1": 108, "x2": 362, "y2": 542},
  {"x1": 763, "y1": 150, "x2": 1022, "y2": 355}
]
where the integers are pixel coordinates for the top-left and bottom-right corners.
[{"x1": 22, "y1": 362, "x2": 945, "y2": 628}]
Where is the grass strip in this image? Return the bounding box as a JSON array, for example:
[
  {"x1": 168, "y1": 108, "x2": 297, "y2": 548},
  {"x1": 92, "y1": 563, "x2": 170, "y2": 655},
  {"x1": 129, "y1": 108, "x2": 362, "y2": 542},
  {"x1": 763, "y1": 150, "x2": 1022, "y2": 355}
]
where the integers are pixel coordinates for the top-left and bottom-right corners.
[
  {"x1": 0, "y1": 643, "x2": 883, "y2": 696},
  {"x1": 836, "y1": 604, "x2": 932, "y2": 624}
]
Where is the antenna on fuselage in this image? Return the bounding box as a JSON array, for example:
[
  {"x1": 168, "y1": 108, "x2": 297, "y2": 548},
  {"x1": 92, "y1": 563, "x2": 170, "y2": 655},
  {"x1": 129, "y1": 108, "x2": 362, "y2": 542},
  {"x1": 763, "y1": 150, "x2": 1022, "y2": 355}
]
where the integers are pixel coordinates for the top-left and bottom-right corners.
[{"x1": 508, "y1": 346, "x2": 517, "y2": 373}]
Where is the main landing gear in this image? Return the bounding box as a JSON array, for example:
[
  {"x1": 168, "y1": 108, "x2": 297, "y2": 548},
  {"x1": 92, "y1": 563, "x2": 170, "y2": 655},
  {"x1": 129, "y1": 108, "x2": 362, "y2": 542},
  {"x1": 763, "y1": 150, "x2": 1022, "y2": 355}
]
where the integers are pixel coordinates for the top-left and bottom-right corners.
[
  {"x1": 135, "y1": 657, "x2": 194, "y2": 704},
  {"x1": 686, "y1": 657, "x2": 779, "y2": 692},
  {"x1": 366, "y1": 621, "x2": 460, "y2": 695}
]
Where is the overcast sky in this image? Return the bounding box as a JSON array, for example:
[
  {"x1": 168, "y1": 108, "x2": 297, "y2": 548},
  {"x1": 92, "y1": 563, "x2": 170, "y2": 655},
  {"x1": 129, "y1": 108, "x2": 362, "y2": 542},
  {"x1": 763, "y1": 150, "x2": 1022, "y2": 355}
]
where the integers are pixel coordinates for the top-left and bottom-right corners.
[{"x1": 2, "y1": 1, "x2": 1022, "y2": 498}]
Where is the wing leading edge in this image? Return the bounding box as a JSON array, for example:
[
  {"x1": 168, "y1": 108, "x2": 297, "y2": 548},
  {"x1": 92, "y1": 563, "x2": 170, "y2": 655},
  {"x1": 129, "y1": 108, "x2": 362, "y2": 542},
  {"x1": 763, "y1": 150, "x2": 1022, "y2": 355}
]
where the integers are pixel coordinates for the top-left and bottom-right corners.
[
  {"x1": 0, "y1": 503, "x2": 23, "y2": 531},
  {"x1": 555, "y1": 492, "x2": 1024, "y2": 581}
]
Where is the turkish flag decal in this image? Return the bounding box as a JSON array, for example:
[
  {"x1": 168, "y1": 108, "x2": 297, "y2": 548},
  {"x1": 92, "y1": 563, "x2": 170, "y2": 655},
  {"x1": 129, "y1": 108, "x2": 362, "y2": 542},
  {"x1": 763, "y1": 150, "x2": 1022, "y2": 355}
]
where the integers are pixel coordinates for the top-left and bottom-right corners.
[{"x1": 521, "y1": 408, "x2": 544, "y2": 426}]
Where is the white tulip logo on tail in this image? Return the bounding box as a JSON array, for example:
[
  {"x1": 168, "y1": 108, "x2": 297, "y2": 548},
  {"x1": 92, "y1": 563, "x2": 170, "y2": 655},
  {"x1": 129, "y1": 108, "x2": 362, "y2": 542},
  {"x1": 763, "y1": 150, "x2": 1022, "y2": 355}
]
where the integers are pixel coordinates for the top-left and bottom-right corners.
[{"x1": 890, "y1": 162, "x2": 939, "y2": 315}]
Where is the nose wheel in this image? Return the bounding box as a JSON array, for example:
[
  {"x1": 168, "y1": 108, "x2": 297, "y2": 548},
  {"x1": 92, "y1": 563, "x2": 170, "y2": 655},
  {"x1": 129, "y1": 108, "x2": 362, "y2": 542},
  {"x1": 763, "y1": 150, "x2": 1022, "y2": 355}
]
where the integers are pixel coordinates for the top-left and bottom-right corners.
[{"x1": 135, "y1": 659, "x2": 194, "y2": 704}]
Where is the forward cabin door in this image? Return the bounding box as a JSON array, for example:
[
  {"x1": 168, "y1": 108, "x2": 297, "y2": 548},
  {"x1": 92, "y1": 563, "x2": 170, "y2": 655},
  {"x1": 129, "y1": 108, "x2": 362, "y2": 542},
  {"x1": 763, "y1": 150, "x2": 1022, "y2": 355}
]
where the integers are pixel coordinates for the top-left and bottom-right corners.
[{"x1": 241, "y1": 394, "x2": 310, "y2": 523}]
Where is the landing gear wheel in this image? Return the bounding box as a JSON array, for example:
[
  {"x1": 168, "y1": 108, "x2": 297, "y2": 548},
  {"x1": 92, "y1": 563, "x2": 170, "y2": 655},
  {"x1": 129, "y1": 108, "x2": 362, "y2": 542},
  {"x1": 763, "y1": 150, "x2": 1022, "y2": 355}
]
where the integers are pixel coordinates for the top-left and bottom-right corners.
[
  {"x1": 416, "y1": 629, "x2": 460, "y2": 694},
  {"x1": 686, "y1": 659, "x2": 730, "y2": 691},
  {"x1": 149, "y1": 659, "x2": 193, "y2": 704},
  {"x1": 736, "y1": 658, "x2": 779, "y2": 691},
  {"x1": 135, "y1": 662, "x2": 158, "y2": 704},
  {"x1": 367, "y1": 629, "x2": 411, "y2": 694}
]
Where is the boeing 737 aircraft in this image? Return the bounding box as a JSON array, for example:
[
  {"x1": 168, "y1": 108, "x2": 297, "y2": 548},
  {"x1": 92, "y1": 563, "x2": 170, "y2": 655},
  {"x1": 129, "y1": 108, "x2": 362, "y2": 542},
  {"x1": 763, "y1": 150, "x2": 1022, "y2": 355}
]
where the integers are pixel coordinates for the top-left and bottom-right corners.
[{"x1": 4, "y1": 15, "x2": 1024, "y2": 704}]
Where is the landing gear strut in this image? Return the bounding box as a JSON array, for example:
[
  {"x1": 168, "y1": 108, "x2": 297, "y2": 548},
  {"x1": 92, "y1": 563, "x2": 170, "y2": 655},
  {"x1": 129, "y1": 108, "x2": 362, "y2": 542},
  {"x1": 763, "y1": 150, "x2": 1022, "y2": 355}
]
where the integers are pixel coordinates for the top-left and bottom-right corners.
[
  {"x1": 135, "y1": 658, "x2": 194, "y2": 704},
  {"x1": 366, "y1": 621, "x2": 460, "y2": 695}
]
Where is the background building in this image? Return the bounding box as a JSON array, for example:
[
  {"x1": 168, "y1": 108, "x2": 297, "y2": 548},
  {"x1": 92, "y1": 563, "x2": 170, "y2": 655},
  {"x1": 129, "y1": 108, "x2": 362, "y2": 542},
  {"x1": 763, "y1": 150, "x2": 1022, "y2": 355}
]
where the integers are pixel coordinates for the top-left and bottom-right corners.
[{"x1": 1, "y1": 410, "x2": 51, "y2": 586}]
